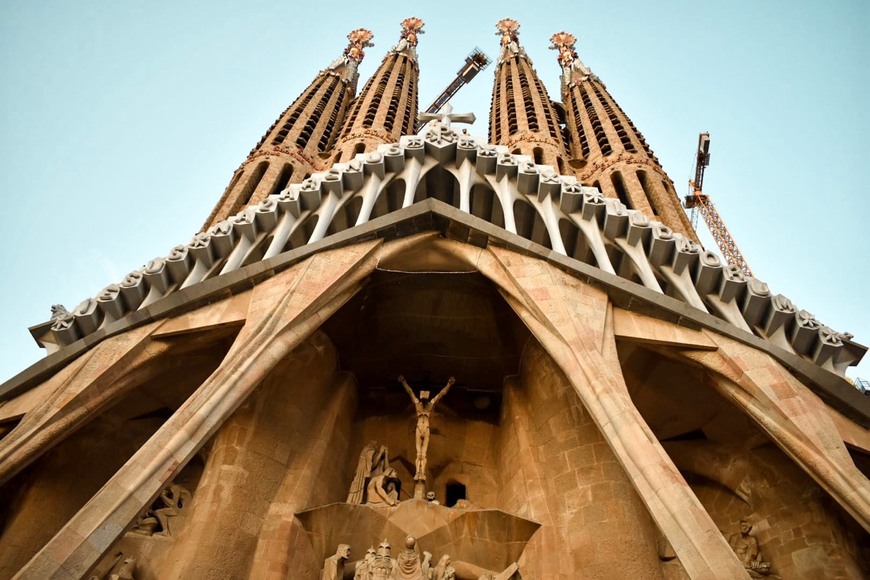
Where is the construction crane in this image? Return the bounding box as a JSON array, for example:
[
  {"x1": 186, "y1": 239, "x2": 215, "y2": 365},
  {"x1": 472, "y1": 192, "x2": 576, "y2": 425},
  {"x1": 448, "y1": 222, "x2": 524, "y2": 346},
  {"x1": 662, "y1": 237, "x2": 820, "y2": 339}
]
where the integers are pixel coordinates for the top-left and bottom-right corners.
[
  {"x1": 684, "y1": 132, "x2": 754, "y2": 277},
  {"x1": 416, "y1": 48, "x2": 491, "y2": 132}
]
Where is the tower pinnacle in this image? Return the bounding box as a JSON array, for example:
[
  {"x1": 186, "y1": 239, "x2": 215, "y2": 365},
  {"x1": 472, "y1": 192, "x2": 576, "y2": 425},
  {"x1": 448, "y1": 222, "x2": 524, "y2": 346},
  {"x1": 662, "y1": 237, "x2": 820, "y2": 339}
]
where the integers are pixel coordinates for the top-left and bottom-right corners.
[
  {"x1": 389, "y1": 17, "x2": 425, "y2": 61},
  {"x1": 202, "y1": 29, "x2": 369, "y2": 229},
  {"x1": 549, "y1": 32, "x2": 591, "y2": 87},
  {"x1": 489, "y1": 19, "x2": 566, "y2": 171},
  {"x1": 495, "y1": 18, "x2": 527, "y2": 64},
  {"x1": 332, "y1": 18, "x2": 424, "y2": 162},
  {"x1": 324, "y1": 28, "x2": 375, "y2": 90},
  {"x1": 552, "y1": 30, "x2": 698, "y2": 240}
]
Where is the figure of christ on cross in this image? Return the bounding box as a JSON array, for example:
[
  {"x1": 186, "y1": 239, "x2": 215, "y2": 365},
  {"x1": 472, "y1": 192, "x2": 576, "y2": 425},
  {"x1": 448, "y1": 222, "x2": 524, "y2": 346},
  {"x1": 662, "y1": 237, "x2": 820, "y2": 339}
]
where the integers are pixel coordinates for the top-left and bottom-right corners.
[{"x1": 398, "y1": 375, "x2": 455, "y2": 482}]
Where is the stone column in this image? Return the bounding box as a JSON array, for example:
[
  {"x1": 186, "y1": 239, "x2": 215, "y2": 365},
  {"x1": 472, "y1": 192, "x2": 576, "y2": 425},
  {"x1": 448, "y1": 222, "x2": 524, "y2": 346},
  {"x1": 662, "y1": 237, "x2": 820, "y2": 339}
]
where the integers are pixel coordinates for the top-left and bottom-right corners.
[
  {"x1": 478, "y1": 245, "x2": 749, "y2": 579},
  {"x1": 14, "y1": 240, "x2": 380, "y2": 579},
  {"x1": 0, "y1": 321, "x2": 169, "y2": 485},
  {"x1": 674, "y1": 334, "x2": 870, "y2": 532}
]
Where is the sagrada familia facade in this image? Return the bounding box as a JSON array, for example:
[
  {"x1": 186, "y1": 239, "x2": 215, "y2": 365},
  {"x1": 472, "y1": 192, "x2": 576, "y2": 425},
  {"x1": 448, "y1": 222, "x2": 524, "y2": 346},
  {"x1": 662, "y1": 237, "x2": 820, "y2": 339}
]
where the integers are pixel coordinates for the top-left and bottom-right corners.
[{"x1": 0, "y1": 17, "x2": 868, "y2": 580}]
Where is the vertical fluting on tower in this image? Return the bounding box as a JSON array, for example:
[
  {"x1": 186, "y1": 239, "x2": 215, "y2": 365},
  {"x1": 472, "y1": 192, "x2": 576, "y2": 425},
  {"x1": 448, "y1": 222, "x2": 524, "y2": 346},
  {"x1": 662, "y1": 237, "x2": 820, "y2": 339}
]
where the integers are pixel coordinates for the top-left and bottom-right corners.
[
  {"x1": 202, "y1": 29, "x2": 373, "y2": 230},
  {"x1": 550, "y1": 32, "x2": 698, "y2": 241},
  {"x1": 489, "y1": 19, "x2": 568, "y2": 172},
  {"x1": 332, "y1": 17, "x2": 424, "y2": 163}
]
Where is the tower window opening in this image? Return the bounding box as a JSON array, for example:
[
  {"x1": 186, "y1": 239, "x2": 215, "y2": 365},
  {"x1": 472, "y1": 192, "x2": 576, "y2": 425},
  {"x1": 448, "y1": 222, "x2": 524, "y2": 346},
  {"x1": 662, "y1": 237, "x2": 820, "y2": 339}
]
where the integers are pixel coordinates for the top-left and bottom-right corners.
[
  {"x1": 611, "y1": 171, "x2": 632, "y2": 209},
  {"x1": 402, "y1": 78, "x2": 417, "y2": 135},
  {"x1": 272, "y1": 80, "x2": 320, "y2": 146},
  {"x1": 340, "y1": 75, "x2": 374, "y2": 137},
  {"x1": 637, "y1": 171, "x2": 661, "y2": 216},
  {"x1": 445, "y1": 482, "x2": 467, "y2": 507},
  {"x1": 505, "y1": 71, "x2": 518, "y2": 134},
  {"x1": 579, "y1": 85, "x2": 611, "y2": 155},
  {"x1": 268, "y1": 164, "x2": 294, "y2": 197},
  {"x1": 591, "y1": 83, "x2": 636, "y2": 153},
  {"x1": 353, "y1": 143, "x2": 366, "y2": 156},
  {"x1": 533, "y1": 147, "x2": 544, "y2": 165},
  {"x1": 235, "y1": 161, "x2": 269, "y2": 212}
]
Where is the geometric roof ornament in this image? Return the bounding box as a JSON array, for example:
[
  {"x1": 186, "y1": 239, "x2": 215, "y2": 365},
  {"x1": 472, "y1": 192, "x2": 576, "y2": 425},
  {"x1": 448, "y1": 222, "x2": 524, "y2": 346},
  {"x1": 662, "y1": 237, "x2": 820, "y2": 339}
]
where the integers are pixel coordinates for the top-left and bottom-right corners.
[{"x1": 24, "y1": 119, "x2": 866, "y2": 380}]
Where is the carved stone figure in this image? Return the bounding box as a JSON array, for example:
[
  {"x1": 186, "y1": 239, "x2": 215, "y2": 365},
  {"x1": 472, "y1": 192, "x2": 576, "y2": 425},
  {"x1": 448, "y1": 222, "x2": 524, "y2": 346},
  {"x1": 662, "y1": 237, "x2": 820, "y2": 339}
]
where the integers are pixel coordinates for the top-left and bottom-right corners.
[
  {"x1": 727, "y1": 520, "x2": 771, "y2": 577},
  {"x1": 398, "y1": 375, "x2": 455, "y2": 481},
  {"x1": 425, "y1": 491, "x2": 440, "y2": 505},
  {"x1": 365, "y1": 467, "x2": 400, "y2": 506},
  {"x1": 49, "y1": 304, "x2": 76, "y2": 331},
  {"x1": 321, "y1": 544, "x2": 351, "y2": 580},
  {"x1": 421, "y1": 551, "x2": 433, "y2": 579},
  {"x1": 354, "y1": 547, "x2": 377, "y2": 580},
  {"x1": 348, "y1": 441, "x2": 388, "y2": 504},
  {"x1": 432, "y1": 554, "x2": 452, "y2": 580},
  {"x1": 131, "y1": 482, "x2": 191, "y2": 537},
  {"x1": 394, "y1": 536, "x2": 423, "y2": 579},
  {"x1": 154, "y1": 483, "x2": 191, "y2": 537},
  {"x1": 371, "y1": 540, "x2": 394, "y2": 580}
]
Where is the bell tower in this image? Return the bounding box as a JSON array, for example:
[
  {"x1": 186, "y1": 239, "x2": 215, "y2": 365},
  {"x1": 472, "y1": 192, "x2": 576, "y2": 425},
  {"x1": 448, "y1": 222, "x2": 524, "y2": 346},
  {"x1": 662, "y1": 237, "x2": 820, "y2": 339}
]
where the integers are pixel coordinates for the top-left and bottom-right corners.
[
  {"x1": 202, "y1": 29, "x2": 373, "y2": 229},
  {"x1": 489, "y1": 19, "x2": 568, "y2": 172},
  {"x1": 550, "y1": 32, "x2": 698, "y2": 240},
  {"x1": 332, "y1": 17, "x2": 424, "y2": 162}
]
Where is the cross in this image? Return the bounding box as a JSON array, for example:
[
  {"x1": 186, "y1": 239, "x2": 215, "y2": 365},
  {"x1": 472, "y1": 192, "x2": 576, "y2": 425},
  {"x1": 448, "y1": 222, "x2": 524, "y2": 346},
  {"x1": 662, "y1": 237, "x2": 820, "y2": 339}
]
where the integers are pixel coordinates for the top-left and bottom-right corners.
[{"x1": 418, "y1": 102, "x2": 476, "y2": 128}]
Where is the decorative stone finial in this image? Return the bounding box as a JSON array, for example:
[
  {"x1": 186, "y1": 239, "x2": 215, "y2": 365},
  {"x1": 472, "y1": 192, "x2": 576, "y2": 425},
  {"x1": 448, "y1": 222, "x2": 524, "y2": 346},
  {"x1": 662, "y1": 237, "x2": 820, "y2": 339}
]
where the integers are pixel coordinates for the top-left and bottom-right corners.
[
  {"x1": 549, "y1": 31, "x2": 591, "y2": 86},
  {"x1": 345, "y1": 28, "x2": 375, "y2": 64},
  {"x1": 400, "y1": 17, "x2": 425, "y2": 47},
  {"x1": 325, "y1": 28, "x2": 374, "y2": 86},
  {"x1": 390, "y1": 17, "x2": 425, "y2": 59},
  {"x1": 495, "y1": 18, "x2": 522, "y2": 63}
]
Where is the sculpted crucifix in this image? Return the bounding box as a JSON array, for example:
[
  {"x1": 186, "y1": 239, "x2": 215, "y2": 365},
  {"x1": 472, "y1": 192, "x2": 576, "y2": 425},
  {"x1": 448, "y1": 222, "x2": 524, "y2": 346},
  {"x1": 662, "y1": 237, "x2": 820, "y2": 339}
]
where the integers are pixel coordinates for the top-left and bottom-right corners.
[{"x1": 397, "y1": 375, "x2": 455, "y2": 483}]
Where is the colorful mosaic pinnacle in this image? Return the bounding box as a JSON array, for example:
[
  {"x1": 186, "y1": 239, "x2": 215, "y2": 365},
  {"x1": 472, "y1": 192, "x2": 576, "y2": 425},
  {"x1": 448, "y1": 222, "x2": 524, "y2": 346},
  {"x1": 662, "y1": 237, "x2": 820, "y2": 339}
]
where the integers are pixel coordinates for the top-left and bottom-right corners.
[
  {"x1": 495, "y1": 17, "x2": 520, "y2": 38},
  {"x1": 345, "y1": 28, "x2": 374, "y2": 63},
  {"x1": 399, "y1": 16, "x2": 425, "y2": 47},
  {"x1": 549, "y1": 31, "x2": 578, "y2": 67}
]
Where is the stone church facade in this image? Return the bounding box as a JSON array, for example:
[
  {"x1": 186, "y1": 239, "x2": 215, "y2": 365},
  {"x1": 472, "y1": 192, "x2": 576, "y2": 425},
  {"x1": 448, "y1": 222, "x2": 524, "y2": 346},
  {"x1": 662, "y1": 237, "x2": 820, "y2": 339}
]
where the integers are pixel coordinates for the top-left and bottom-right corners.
[{"x1": 0, "y1": 18, "x2": 868, "y2": 580}]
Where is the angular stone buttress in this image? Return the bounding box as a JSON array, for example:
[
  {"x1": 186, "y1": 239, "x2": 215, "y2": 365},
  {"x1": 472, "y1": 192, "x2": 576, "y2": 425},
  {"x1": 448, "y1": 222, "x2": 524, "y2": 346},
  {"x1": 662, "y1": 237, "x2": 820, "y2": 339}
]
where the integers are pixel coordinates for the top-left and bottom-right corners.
[{"x1": 1, "y1": 18, "x2": 868, "y2": 580}]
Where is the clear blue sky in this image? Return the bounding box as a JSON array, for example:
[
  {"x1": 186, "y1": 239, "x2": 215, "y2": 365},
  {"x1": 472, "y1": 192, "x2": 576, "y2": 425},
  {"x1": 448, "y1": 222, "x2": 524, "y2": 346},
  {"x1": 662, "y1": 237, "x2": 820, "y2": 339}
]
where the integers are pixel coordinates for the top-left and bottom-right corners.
[{"x1": 1, "y1": 1, "x2": 868, "y2": 384}]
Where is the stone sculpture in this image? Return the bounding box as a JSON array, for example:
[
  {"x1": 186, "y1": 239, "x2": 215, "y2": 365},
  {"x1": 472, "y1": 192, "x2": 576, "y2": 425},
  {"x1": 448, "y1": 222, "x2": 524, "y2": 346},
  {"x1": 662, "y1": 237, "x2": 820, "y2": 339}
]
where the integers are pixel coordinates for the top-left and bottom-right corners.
[
  {"x1": 421, "y1": 551, "x2": 433, "y2": 579},
  {"x1": 398, "y1": 375, "x2": 455, "y2": 482},
  {"x1": 371, "y1": 540, "x2": 394, "y2": 580},
  {"x1": 425, "y1": 491, "x2": 440, "y2": 505},
  {"x1": 348, "y1": 441, "x2": 389, "y2": 504},
  {"x1": 354, "y1": 547, "x2": 377, "y2": 580},
  {"x1": 336, "y1": 537, "x2": 460, "y2": 580},
  {"x1": 365, "y1": 467, "x2": 400, "y2": 506},
  {"x1": 394, "y1": 536, "x2": 423, "y2": 579},
  {"x1": 321, "y1": 544, "x2": 351, "y2": 580},
  {"x1": 432, "y1": 554, "x2": 453, "y2": 580},
  {"x1": 727, "y1": 520, "x2": 772, "y2": 577},
  {"x1": 130, "y1": 482, "x2": 191, "y2": 537}
]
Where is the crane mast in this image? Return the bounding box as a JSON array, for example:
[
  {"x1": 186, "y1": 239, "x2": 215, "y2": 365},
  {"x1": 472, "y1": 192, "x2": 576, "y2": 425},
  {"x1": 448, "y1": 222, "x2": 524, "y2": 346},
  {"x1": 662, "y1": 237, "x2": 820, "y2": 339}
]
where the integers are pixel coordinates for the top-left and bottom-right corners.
[
  {"x1": 684, "y1": 132, "x2": 754, "y2": 277},
  {"x1": 416, "y1": 48, "x2": 491, "y2": 132}
]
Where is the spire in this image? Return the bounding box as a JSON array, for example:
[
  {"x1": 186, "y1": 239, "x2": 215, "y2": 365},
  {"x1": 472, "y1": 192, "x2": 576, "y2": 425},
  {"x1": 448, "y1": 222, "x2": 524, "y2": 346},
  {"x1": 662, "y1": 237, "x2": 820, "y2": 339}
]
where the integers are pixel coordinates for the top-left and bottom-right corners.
[
  {"x1": 202, "y1": 29, "x2": 370, "y2": 229},
  {"x1": 552, "y1": 31, "x2": 698, "y2": 241},
  {"x1": 333, "y1": 18, "x2": 424, "y2": 162},
  {"x1": 489, "y1": 19, "x2": 567, "y2": 171}
]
